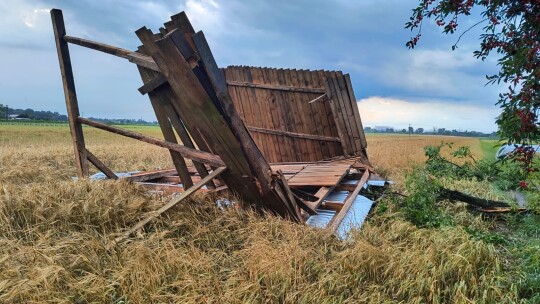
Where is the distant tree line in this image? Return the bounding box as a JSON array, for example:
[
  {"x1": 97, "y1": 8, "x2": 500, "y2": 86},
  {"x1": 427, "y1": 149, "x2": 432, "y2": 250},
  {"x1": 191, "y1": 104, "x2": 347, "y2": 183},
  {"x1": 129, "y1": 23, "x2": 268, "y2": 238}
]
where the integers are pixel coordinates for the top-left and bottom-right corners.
[
  {"x1": 364, "y1": 126, "x2": 497, "y2": 138},
  {"x1": 0, "y1": 104, "x2": 157, "y2": 125}
]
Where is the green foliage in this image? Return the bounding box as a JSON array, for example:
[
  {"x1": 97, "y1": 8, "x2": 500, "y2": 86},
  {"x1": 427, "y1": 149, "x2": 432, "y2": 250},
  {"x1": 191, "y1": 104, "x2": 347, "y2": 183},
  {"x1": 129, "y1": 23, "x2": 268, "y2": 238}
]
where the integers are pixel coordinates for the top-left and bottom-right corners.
[
  {"x1": 404, "y1": 166, "x2": 452, "y2": 228},
  {"x1": 504, "y1": 215, "x2": 540, "y2": 301},
  {"x1": 424, "y1": 142, "x2": 525, "y2": 191},
  {"x1": 406, "y1": 0, "x2": 539, "y2": 144},
  {"x1": 464, "y1": 226, "x2": 508, "y2": 245}
]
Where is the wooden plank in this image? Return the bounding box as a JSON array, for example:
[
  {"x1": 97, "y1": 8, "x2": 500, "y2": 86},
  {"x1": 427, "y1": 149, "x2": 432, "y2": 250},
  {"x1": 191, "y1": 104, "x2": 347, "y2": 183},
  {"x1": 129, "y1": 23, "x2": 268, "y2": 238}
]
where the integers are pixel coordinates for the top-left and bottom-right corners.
[
  {"x1": 114, "y1": 167, "x2": 227, "y2": 243},
  {"x1": 330, "y1": 72, "x2": 356, "y2": 155},
  {"x1": 277, "y1": 170, "x2": 317, "y2": 215},
  {"x1": 276, "y1": 68, "x2": 301, "y2": 162},
  {"x1": 192, "y1": 33, "x2": 275, "y2": 189},
  {"x1": 226, "y1": 81, "x2": 325, "y2": 94},
  {"x1": 124, "y1": 169, "x2": 177, "y2": 183},
  {"x1": 161, "y1": 102, "x2": 215, "y2": 188},
  {"x1": 136, "y1": 48, "x2": 194, "y2": 188},
  {"x1": 50, "y1": 9, "x2": 89, "y2": 178},
  {"x1": 63, "y1": 35, "x2": 159, "y2": 71},
  {"x1": 78, "y1": 117, "x2": 225, "y2": 167},
  {"x1": 234, "y1": 67, "x2": 264, "y2": 163},
  {"x1": 327, "y1": 169, "x2": 370, "y2": 233},
  {"x1": 150, "y1": 98, "x2": 194, "y2": 188},
  {"x1": 307, "y1": 71, "x2": 331, "y2": 159},
  {"x1": 324, "y1": 74, "x2": 352, "y2": 155},
  {"x1": 336, "y1": 183, "x2": 361, "y2": 192},
  {"x1": 142, "y1": 29, "x2": 301, "y2": 220},
  {"x1": 246, "y1": 126, "x2": 341, "y2": 142},
  {"x1": 344, "y1": 74, "x2": 367, "y2": 150},
  {"x1": 306, "y1": 186, "x2": 332, "y2": 210},
  {"x1": 336, "y1": 72, "x2": 362, "y2": 153},
  {"x1": 287, "y1": 163, "x2": 351, "y2": 187},
  {"x1": 321, "y1": 201, "x2": 344, "y2": 212},
  {"x1": 261, "y1": 67, "x2": 290, "y2": 162},
  {"x1": 298, "y1": 69, "x2": 323, "y2": 160},
  {"x1": 250, "y1": 66, "x2": 280, "y2": 161},
  {"x1": 245, "y1": 66, "x2": 272, "y2": 160},
  {"x1": 318, "y1": 70, "x2": 341, "y2": 158},
  {"x1": 288, "y1": 69, "x2": 312, "y2": 161},
  {"x1": 138, "y1": 73, "x2": 167, "y2": 95},
  {"x1": 84, "y1": 148, "x2": 118, "y2": 179}
]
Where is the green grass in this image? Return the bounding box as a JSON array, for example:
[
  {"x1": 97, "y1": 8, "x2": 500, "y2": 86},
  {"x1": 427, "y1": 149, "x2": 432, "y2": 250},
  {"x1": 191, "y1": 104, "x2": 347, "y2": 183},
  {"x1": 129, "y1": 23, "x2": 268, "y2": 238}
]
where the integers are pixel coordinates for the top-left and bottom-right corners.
[{"x1": 480, "y1": 138, "x2": 501, "y2": 160}]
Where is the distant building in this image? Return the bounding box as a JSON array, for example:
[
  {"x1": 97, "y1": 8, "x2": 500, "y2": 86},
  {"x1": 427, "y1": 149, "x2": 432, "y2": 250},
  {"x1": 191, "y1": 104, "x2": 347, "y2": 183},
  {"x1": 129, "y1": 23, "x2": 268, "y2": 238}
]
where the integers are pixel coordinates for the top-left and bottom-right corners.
[{"x1": 8, "y1": 114, "x2": 30, "y2": 121}]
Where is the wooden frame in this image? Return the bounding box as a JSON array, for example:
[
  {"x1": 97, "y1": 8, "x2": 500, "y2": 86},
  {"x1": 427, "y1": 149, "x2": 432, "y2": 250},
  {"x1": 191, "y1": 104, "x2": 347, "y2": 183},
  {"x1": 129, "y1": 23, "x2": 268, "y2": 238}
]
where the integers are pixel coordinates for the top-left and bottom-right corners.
[{"x1": 51, "y1": 8, "x2": 379, "y2": 235}]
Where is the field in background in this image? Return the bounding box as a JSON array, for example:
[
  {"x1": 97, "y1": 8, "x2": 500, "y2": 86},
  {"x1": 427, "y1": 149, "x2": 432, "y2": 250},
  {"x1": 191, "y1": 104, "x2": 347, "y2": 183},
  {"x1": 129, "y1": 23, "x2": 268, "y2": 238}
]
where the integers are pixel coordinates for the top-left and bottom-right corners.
[
  {"x1": 0, "y1": 124, "x2": 527, "y2": 303},
  {"x1": 1, "y1": 124, "x2": 487, "y2": 180}
]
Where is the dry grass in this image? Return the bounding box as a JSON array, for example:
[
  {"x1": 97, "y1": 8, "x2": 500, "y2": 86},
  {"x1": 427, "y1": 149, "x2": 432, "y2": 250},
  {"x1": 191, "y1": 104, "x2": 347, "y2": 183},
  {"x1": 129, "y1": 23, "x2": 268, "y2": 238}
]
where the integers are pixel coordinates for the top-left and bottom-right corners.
[
  {"x1": 0, "y1": 124, "x2": 521, "y2": 303},
  {"x1": 366, "y1": 134, "x2": 483, "y2": 181}
]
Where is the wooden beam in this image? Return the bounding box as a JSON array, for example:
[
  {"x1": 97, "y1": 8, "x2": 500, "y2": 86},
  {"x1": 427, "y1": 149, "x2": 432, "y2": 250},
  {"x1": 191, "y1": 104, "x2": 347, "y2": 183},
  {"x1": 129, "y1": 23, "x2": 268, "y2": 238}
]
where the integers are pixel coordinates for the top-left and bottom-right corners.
[
  {"x1": 335, "y1": 183, "x2": 360, "y2": 191},
  {"x1": 327, "y1": 170, "x2": 370, "y2": 233},
  {"x1": 123, "y1": 169, "x2": 177, "y2": 183},
  {"x1": 246, "y1": 125, "x2": 341, "y2": 143},
  {"x1": 114, "y1": 166, "x2": 227, "y2": 243},
  {"x1": 136, "y1": 44, "x2": 194, "y2": 189},
  {"x1": 63, "y1": 35, "x2": 159, "y2": 71},
  {"x1": 344, "y1": 74, "x2": 368, "y2": 150},
  {"x1": 306, "y1": 186, "x2": 332, "y2": 210},
  {"x1": 161, "y1": 102, "x2": 215, "y2": 188},
  {"x1": 78, "y1": 117, "x2": 225, "y2": 167},
  {"x1": 324, "y1": 76, "x2": 350, "y2": 156},
  {"x1": 192, "y1": 31, "x2": 273, "y2": 190},
  {"x1": 277, "y1": 170, "x2": 316, "y2": 215},
  {"x1": 50, "y1": 9, "x2": 89, "y2": 177},
  {"x1": 134, "y1": 29, "x2": 215, "y2": 187},
  {"x1": 138, "y1": 73, "x2": 167, "y2": 95},
  {"x1": 84, "y1": 148, "x2": 118, "y2": 179},
  {"x1": 321, "y1": 201, "x2": 344, "y2": 211},
  {"x1": 226, "y1": 80, "x2": 326, "y2": 94}
]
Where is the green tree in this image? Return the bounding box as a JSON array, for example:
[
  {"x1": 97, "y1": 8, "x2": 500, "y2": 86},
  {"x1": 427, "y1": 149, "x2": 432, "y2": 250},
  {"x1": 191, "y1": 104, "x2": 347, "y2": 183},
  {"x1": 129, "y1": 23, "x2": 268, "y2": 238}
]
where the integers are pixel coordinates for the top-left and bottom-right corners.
[{"x1": 406, "y1": 0, "x2": 539, "y2": 182}]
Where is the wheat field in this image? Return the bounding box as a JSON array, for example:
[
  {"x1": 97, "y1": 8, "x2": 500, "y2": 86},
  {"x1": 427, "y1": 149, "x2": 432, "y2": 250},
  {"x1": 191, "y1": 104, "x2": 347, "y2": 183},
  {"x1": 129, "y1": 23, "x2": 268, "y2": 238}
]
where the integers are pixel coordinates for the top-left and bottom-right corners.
[{"x1": 0, "y1": 124, "x2": 522, "y2": 303}]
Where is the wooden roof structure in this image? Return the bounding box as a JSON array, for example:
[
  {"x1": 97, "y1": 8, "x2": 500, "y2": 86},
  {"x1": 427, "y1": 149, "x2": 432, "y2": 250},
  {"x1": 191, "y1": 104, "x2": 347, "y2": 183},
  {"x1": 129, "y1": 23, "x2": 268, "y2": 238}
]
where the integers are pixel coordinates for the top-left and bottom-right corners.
[{"x1": 50, "y1": 9, "x2": 377, "y2": 239}]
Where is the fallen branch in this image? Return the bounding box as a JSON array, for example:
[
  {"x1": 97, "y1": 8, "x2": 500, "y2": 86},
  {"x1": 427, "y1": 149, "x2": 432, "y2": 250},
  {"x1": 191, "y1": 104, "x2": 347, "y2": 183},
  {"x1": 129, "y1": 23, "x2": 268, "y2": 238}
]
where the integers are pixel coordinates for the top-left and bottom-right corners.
[{"x1": 438, "y1": 188, "x2": 510, "y2": 209}]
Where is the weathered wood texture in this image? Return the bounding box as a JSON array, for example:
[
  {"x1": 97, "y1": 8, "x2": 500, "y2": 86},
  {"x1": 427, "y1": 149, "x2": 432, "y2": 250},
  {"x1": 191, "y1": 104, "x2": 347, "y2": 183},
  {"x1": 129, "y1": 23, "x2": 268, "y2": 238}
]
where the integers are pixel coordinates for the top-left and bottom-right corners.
[
  {"x1": 50, "y1": 9, "x2": 89, "y2": 177},
  {"x1": 114, "y1": 166, "x2": 227, "y2": 243},
  {"x1": 223, "y1": 66, "x2": 368, "y2": 163},
  {"x1": 135, "y1": 14, "x2": 302, "y2": 222},
  {"x1": 78, "y1": 117, "x2": 225, "y2": 167}
]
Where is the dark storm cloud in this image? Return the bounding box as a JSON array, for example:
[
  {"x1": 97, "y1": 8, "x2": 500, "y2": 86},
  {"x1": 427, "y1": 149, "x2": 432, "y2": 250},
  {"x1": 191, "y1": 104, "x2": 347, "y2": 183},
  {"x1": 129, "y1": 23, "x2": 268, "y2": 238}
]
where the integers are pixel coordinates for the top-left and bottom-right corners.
[{"x1": 0, "y1": 0, "x2": 502, "y2": 130}]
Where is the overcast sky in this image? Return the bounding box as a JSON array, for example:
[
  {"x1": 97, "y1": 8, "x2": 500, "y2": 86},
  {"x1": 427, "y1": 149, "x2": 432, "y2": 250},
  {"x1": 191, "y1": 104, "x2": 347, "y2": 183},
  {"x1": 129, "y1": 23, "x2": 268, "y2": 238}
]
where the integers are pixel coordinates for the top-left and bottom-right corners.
[{"x1": 0, "y1": 0, "x2": 502, "y2": 132}]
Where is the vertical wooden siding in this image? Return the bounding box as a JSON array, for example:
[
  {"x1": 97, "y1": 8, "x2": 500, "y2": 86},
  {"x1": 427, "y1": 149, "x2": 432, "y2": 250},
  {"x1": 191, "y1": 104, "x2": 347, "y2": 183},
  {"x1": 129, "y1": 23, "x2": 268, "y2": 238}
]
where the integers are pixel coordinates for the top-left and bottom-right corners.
[{"x1": 224, "y1": 66, "x2": 367, "y2": 163}]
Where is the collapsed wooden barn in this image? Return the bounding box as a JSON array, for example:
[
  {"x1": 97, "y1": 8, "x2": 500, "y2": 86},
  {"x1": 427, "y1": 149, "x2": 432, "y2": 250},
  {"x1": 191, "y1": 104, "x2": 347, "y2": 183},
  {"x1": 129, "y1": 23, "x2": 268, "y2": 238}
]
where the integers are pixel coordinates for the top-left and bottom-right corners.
[{"x1": 50, "y1": 9, "x2": 387, "y2": 239}]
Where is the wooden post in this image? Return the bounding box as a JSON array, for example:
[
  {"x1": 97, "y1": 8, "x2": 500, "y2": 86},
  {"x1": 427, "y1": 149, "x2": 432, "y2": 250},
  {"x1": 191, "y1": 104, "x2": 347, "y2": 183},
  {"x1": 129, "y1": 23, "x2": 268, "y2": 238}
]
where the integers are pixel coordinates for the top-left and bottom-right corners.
[{"x1": 51, "y1": 9, "x2": 89, "y2": 177}]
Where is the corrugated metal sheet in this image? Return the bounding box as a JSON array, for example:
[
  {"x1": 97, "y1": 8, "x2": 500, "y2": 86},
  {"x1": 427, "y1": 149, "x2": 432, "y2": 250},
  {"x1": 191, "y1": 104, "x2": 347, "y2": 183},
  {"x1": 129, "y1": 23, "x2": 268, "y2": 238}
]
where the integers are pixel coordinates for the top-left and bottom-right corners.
[
  {"x1": 306, "y1": 188, "x2": 374, "y2": 239},
  {"x1": 306, "y1": 209, "x2": 336, "y2": 228},
  {"x1": 367, "y1": 180, "x2": 386, "y2": 187},
  {"x1": 336, "y1": 195, "x2": 373, "y2": 239}
]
